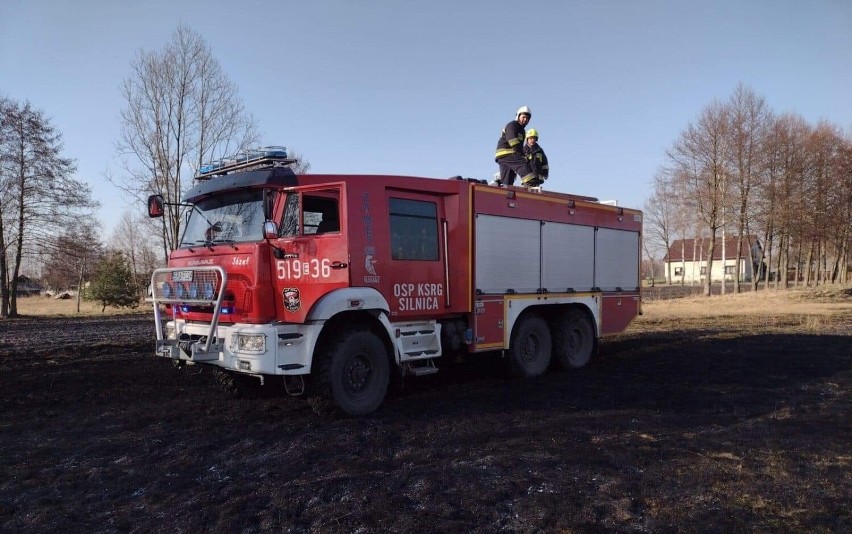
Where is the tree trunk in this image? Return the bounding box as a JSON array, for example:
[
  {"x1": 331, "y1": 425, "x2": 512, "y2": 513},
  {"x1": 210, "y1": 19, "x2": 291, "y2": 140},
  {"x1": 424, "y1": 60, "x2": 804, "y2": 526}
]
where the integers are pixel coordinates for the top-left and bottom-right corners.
[
  {"x1": 76, "y1": 258, "x2": 85, "y2": 314},
  {"x1": 0, "y1": 227, "x2": 8, "y2": 317},
  {"x1": 775, "y1": 233, "x2": 785, "y2": 290},
  {"x1": 793, "y1": 241, "x2": 803, "y2": 288},
  {"x1": 704, "y1": 235, "x2": 716, "y2": 297},
  {"x1": 721, "y1": 226, "x2": 727, "y2": 295},
  {"x1": 763, "y1": 230, "x2": 774, "y2": 291}
]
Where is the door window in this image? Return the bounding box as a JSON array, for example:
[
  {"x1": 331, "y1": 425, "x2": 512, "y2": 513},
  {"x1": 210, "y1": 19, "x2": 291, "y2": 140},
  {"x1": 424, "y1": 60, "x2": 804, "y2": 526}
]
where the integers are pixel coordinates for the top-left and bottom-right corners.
[
  {"x1": 389, "y1": 198, "x2": 439, "y2": 261},
  {"x1": 279, "y1": 189, "x2": 340, "y2": 236}
]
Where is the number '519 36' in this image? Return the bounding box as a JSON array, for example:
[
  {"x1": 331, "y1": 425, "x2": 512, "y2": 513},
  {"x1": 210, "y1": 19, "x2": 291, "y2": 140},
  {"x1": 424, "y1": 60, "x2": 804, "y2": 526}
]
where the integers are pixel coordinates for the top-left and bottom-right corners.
[{"x1": 276, "y1": 259, "x2": 331, "y2": 279}]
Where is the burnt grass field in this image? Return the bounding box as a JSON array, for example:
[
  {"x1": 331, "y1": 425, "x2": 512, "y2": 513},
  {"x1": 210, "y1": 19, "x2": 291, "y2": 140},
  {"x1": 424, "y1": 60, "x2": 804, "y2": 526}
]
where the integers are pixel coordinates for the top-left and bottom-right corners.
[{"x1": 1, "y1": 288, "x2": 850, "y2": 533}]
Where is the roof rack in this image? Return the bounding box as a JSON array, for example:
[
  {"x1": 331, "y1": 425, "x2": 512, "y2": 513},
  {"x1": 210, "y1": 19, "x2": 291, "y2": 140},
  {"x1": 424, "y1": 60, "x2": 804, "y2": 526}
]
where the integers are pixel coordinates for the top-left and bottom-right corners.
[{"x1": 196, "y1": 146, "x2": 297, "y2": 180}]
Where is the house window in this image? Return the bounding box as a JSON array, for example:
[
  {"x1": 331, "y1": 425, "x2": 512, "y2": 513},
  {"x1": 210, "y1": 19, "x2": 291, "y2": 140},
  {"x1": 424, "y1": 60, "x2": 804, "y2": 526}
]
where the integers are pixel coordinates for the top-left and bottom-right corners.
[
  {"x1": 389, "y1": 198, "x2": 439, "y2": 261},
  {"x1": 724, "y1": 265, "x2": 735, "y2": 275},
  {"x1": 674, "y1": 267, "x2": 684, "y2": 276},
  {"x1": 700, "y1": 266, "x2": 707, "y2": 275}
]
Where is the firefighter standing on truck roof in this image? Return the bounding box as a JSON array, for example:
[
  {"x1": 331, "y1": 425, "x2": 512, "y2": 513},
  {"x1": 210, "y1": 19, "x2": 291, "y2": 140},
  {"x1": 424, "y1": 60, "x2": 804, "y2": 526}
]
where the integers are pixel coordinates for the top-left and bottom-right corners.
[
  {"x1": 523, "y1": 128, "x2": 548, "y2": 187},
  {"x1": 494, "y1": 106, "x2": 537, "y2": 187}
]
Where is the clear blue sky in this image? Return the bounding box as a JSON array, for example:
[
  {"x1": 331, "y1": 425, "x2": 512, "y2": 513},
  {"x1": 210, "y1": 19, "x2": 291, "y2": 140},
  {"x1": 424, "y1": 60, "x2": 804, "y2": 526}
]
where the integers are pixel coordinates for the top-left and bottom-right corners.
[{"x1": 2, "y1": 0, "x2": 851, "y2": 239}]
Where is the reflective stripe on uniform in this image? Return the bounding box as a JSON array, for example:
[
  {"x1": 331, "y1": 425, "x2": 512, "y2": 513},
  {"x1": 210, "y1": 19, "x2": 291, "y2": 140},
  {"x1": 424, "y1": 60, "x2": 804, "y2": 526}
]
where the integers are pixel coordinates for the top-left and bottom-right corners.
[{"x1": 495, "y1": 148, "x2": 515, "y2": 158}]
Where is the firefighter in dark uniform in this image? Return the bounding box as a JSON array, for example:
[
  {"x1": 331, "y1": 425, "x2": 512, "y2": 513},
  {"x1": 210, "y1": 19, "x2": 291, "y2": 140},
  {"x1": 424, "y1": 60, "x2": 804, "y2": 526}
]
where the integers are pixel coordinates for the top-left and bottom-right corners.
[
  {"x1": 523, "y1": 128, "x2": 548, "y2": 187},
  {"x1": 494, "y1": 106, "x2": 536, "y2": 187}
]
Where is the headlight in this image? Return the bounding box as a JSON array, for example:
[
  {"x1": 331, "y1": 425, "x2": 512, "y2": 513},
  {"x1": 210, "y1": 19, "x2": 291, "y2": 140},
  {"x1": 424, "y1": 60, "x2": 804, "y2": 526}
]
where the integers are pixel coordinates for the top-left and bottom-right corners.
[
  {"x1": 232, "y1": 333, "x2": 266, "y2": 354},
  {"x1": 202, "y1": 282, "x2": 216, "y2": 300}
]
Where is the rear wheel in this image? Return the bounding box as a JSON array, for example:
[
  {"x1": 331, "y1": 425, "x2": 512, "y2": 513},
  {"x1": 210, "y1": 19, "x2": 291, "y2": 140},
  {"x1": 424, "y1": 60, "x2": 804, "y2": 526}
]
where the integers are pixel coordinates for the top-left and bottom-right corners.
[
  {"x1": 553, "y1": 309, "x2": 595, "y2": 370},
  {"x1": 317, "y1": 327, "x2": 390, "y2": 415},
  {"x1": 508, "y1": 314, "x2": 552, "y2": 378}
]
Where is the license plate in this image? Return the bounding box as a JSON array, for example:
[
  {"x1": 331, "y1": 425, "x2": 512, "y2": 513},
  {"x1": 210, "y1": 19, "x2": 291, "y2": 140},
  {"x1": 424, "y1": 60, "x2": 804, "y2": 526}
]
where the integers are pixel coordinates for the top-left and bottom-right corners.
[{"x1": 172, "y1": 270, "x2": 193, "y2": 282}]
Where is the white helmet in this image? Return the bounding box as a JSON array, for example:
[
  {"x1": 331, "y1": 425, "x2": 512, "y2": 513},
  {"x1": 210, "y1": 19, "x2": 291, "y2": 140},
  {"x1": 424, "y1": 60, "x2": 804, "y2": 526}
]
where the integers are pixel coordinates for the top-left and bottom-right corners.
[{"x1": 516, "y1": 106, "x2": 532, "y2": 119}]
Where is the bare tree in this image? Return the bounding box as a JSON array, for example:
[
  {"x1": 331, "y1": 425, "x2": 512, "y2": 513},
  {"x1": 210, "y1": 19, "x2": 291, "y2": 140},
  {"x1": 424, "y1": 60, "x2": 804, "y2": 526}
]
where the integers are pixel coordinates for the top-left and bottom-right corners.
[
  {"x1": 0, "y1": 98, "x2": 97, "y2": 317},
  {"x1": 113, "y1": 24, "x2": 259, "y2": 259},
  {"x1": 726, "y1": 84, "x2": 772, "y2": 292},
  {"x1": 288, "y1": 149, "x2": 312, "y2": 175},
  {"x1": 107, "y1": 211, "x2": 162, "y2": 296},
  {"x1": 833, "y1": 137, "x2": 852, "y2": 284},
  {"x1": 667, "y1": 101, "x2": 730, "y2": 296},
  {"x1": 644, "y1": 170, "x2": 678, "y2": 284},
  {"x1": 750, "y1": 119, "x2": 781, "y2": 290},
  {"x1": 41, "y1": 222, "x2": 104, "y2": 313},
  {"x1": 0, "y1": 96, "x2": 11, "y2": 314},
  {"x1": 771, "y1": 114, "x2": 811, "y2": 289},
  {"x1": 667, "y1": 168, "x2": 697, "y2": 286},
  {"x1": 799, "y1": 121, "x2": 850, "y2": 287}
]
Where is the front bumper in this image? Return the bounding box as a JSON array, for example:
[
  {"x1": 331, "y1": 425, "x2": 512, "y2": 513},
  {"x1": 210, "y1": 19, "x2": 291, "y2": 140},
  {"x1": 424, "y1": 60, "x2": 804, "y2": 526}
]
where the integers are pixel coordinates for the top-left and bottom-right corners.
[{"x1": 156, "y1": 320, "x2": 324, "y2": 376}]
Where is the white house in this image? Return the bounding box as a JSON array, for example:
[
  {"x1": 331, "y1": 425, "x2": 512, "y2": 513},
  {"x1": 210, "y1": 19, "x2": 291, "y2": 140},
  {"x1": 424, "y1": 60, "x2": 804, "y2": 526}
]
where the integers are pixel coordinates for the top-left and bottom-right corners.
[{"x1": 663, "y1": 235, "x2": 763, "y2": 284}]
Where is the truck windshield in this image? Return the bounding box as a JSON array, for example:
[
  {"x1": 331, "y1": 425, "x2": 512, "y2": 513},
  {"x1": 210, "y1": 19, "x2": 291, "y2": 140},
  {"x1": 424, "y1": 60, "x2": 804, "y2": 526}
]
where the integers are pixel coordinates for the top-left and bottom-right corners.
[{"x1": 180, "y1": 189, "x2": 266, "y2": 246}]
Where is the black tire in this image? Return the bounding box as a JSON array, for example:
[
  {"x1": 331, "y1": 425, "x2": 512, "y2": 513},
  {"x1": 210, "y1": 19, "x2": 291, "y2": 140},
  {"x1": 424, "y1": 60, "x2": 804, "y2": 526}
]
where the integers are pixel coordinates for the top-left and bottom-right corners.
[
  {"x1": 317, "y1": 328, "x2": 390, "y2": 416},
  {"x1": 508, "y1": 314, "x2": 552, "y2": 378},
  {"x1": 553, "y1": 309, "x2": 595, "y2": 370},
  {"x1": 214, "y1": 369, "x2": 263, "y2": 398}
]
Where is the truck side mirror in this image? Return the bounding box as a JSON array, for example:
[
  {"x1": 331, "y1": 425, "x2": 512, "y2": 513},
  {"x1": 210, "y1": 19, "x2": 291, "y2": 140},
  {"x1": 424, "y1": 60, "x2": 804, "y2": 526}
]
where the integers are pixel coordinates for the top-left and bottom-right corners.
[
  {"x1": 263, "y1": 220, "x2": 279, "y2": 239},
  {"x1": 147, "y1": 194, "x2": 165, "y2": 218}
]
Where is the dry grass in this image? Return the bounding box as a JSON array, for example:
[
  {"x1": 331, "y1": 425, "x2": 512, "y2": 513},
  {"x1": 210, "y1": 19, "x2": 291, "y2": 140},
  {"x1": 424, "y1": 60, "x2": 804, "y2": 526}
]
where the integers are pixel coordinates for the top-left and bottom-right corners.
[
  {"x1": 641, "y1": 285, "x2": 852, "y2": 321},
  {"x1": 12, "y1": 295, "x2": 145, "y2": 317},
  {"x1": 624, "y1": 284, "x2": 852, "y2": 339}
]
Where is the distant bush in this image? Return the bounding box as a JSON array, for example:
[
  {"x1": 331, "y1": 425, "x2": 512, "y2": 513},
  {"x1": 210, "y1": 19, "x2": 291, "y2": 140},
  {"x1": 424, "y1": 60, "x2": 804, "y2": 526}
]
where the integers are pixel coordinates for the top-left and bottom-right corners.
[{"x1": 89, "y1": 252, "x2": 139, "y2": 312}]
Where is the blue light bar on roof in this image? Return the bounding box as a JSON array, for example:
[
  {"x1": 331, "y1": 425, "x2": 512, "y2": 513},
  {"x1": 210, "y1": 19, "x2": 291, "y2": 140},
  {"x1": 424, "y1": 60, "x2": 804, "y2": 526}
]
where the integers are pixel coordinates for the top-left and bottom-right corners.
[{"x1": 197, "y1": 146, "x2": 290, "y2": 178}]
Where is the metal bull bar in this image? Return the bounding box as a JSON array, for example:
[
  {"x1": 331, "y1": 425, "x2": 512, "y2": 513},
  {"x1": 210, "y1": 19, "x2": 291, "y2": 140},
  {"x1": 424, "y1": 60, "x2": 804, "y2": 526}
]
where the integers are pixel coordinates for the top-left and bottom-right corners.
[{"x1": 150, "y1": 266, "x2": 227, "y2": 357}]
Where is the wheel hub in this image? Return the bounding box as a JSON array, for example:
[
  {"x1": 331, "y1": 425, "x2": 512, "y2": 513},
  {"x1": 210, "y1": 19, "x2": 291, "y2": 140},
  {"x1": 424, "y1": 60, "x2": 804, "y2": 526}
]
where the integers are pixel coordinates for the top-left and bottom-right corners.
[
  {"x1": 345, "y1": 356, "x2": 371, "y2": 391},
  {"x1": 522, "y1": 335, "x2": 540, "y2": 363}
]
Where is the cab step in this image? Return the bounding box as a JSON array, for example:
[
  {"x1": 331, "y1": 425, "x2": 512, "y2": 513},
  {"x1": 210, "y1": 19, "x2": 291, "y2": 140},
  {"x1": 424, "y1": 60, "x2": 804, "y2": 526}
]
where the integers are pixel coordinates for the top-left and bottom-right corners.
[
  {"x1": 404, "y1": 359, "x2": 439, "y2": 377},
  {"x1": 393, "y1": 320, "x2": 442, "y2": 362}
]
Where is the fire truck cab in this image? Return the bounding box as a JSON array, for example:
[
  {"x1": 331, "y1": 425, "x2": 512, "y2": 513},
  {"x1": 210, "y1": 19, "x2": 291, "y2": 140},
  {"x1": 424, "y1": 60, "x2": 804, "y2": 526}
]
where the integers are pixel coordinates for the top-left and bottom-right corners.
[{"x1": 149, "y1": 151, "x2": 642, "y2": 415}]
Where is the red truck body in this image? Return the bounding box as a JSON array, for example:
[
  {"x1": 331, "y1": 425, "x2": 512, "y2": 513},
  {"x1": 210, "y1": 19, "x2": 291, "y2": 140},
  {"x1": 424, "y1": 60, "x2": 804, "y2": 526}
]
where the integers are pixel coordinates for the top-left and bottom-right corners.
[{"x1": 150, "y1": 158, "x2": 642, "y2": 414}]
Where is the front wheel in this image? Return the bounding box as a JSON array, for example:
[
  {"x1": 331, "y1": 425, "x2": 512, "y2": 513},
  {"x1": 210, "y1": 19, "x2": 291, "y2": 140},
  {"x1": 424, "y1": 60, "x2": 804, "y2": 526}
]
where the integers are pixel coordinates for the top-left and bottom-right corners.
[
  {"x1": 318, "y1": 328, "x2": 390, "y2": 416},
  {"x1": 214, "y1": 369, "x2": 263, "y2": 398},
  {"x1": 508, "y1": 314, "x2": 552, "y2": 378}
]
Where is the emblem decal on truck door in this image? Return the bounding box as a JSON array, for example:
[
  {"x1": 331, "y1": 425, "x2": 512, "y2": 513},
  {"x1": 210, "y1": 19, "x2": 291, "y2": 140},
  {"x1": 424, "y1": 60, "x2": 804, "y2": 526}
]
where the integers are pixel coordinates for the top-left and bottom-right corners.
[
  {"x1": 363, "y1": 254, "x2": 380, "y2": 283},
  {"x1": 282, "y1": 287, "x2": 301, "y2": 312},
  {"x1": 362, "y1": 192, "x2": 380, "y2": 284},
  {"x1": 365, "y1": 255, "x2": 378, "y2": 275}
]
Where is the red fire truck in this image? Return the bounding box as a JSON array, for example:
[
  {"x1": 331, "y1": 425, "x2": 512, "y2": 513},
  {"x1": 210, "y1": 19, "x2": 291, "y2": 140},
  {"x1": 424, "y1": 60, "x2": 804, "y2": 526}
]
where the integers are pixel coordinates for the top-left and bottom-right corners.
[{"x1": 148, "y1": 151, "x2": 642, "y2": 415}]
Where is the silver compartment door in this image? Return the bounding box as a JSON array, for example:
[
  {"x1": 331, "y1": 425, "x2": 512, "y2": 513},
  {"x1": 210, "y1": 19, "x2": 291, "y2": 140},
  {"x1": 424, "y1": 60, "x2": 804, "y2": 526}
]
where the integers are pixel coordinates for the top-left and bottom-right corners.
[
  {"x1": 595, "y1": 228, "x2": 640, "y2": 290},
  {"x1": 475, "y1": 214, "x2": 541, "y2": 294},
  {"x1": 542, "y1": 222, "x2": 595, "y2": 291}
]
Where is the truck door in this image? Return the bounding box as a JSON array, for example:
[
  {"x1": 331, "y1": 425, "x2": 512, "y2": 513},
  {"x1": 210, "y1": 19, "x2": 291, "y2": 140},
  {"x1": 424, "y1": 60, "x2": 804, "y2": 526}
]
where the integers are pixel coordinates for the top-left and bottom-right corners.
[
  {"x1": 382, "y1": 192, "x2": 449, "y2": 320},
  {"x1": 271, "y1": 184, "x2": 349, "y2": 323}
]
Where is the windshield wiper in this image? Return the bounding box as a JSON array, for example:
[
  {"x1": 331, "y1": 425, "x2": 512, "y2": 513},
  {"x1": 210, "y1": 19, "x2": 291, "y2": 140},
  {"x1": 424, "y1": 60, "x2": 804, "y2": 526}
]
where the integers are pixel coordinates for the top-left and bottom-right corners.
[
  {"x1": 193, "y1": 239, "x2": 238, "y2": 250},
  {"x1": 210, "y1": 238, "x2": 238, "y2": 249}
]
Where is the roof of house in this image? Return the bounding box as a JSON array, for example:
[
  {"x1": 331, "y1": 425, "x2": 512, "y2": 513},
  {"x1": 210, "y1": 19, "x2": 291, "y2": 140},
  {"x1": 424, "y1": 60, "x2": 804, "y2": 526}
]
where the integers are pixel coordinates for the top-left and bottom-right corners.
[{"x1": 664, "y1": 235, "x2": 761, "y2": 262}]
